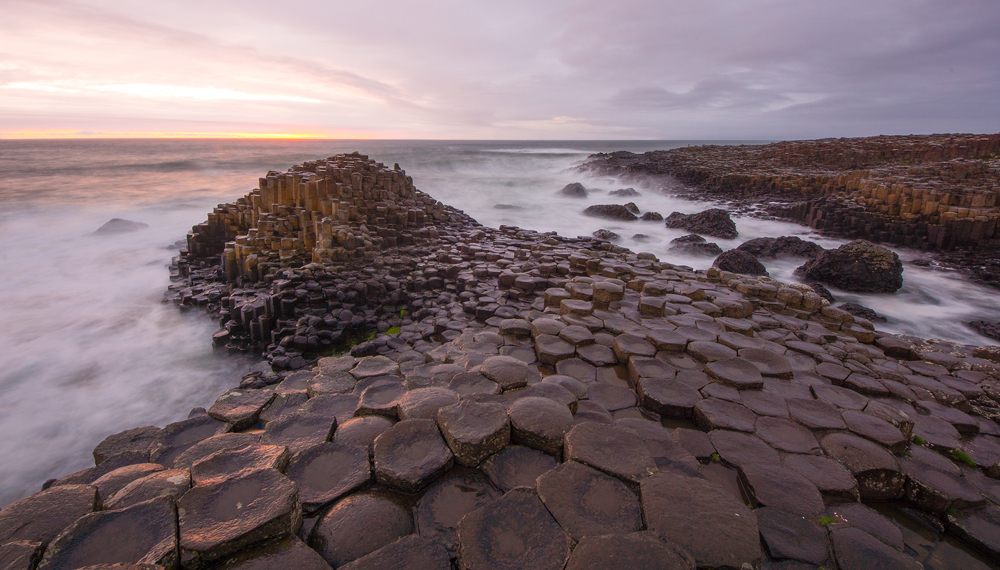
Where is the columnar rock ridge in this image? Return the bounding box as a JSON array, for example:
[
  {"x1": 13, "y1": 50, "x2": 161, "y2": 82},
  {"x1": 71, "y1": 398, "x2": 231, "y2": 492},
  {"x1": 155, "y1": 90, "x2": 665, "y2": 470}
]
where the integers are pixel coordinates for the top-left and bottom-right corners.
[
  {"x1": 8, "y1": 155, "x2": 1000, "y2": 569},
  {"x1": 580, "y1": 134, "x2": 1000, "y2": 282}
]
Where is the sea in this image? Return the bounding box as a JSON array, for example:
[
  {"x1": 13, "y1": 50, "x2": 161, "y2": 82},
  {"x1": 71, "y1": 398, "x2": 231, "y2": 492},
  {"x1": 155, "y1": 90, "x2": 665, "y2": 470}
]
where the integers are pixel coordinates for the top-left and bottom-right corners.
[{"x1": 1, "y1": 139, "x2": 998, "y2": 510}]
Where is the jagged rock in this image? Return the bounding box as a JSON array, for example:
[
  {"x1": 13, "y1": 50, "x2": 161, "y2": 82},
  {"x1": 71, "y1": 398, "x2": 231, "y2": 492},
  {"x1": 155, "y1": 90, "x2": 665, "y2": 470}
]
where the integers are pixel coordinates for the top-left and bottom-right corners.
[
  {"x1": 583, "y1": 205, "x2": 638, "y2": 221},
  {"x1": 713, "y1": 249, "x2": 768, "y2": 276},
  {"x1": 373, "y1": 419, "x2": 453, "y2": 493},
  {"x1": 592, "y1": 229, "x2": 620, "y2": 242},
  {"x1": 794, "y1": 240, "x2": 904, "y2": 293},
  {"x1": 0, "y1": 485, "x2": 100, "y2": 546},
  {"x1": 559, "y1": 183, "x2": 588, "y2": 198},
  {"x1": 668, "y1": 234, "x2": 723, "y2": 256},
  {"x1": 309, "y1": 493, "x2": 413, "y2": 568},
  {"x1": 624, "y1": 202, "x2": 640, "y2": 215},
  {"x1": 415, "y1": 473, "x2": 499, "y2": 553},
  {"x1": 38, "y1": 496, "x2": 177, "y2": 570},
  {"x1": 285, "y1": 443, "x2": 370, "y2": 514},
  {"x1": 94, "y1": 218, "x2": 149, "y2": 234},
  {"x1": 970, "y1": 320, "x2": 1000, "y2": 341},
  {"x1": 737, "y1": 236, "x2": 824, "y2": 259},
  {"x1": 640, "y1": 471, "x2": 761, "y2": 568},
  {"x1": 178, "y1": 469, "x2": 300, "y2": 567},
  {"x1": 665, "y1": 209, "x2": 738, "y2": 239},
  {"x1": 455, "y1": 488, "x2": 570, "y2": 570}
]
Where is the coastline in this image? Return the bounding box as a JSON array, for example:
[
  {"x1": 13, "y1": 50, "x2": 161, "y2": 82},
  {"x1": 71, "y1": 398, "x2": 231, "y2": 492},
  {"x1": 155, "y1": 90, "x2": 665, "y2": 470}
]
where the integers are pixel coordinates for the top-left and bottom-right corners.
[{"x1": 4, "y1": 151, "x2": 1000, "y2": 568}]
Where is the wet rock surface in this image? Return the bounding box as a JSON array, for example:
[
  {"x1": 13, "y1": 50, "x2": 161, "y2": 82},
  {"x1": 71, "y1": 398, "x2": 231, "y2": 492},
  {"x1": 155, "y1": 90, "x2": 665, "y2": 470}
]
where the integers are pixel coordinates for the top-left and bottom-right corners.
[
  {"x1": 795, "y1": 240, "x2": 905, "y2": 293},
  {"x1": 11, "y1": 152, "x2": 1000, "y2": 570},
  {"x1": 665, "y1": 208, "x2": 738, "y2": 239}
]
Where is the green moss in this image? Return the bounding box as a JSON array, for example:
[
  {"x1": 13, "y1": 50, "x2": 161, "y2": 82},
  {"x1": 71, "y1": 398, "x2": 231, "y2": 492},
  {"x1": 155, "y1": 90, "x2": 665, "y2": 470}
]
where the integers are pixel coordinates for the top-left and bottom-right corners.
[
  {"x1": 817, "y1": 516, "x2": 836, "y2": 526},
  {"x1": 951, "y1": 449, "x2": 978, "y2": 468},
  {"x1": 710, "y1": 453, "x2": 721, "y2": 463},
  {"x1": 387, "y1": 326, "x2": 401, "y2": 335},
  {"x1": 912, "y1": 435, "x2": 927, "y2": 446}
]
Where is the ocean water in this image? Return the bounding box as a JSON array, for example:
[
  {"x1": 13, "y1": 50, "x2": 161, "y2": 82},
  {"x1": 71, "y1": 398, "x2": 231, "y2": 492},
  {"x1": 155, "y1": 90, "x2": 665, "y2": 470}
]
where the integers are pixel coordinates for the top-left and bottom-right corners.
[{"x1": 0, "y1": 139, "x2": 997, "y2": 507}]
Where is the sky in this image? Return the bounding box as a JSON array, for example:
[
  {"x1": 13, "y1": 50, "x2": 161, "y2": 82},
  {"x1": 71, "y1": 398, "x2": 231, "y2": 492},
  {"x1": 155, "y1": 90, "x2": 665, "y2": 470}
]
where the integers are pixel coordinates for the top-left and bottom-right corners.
[{"x1": 1, "y1": 0, "x2": 998, "y2": 140}]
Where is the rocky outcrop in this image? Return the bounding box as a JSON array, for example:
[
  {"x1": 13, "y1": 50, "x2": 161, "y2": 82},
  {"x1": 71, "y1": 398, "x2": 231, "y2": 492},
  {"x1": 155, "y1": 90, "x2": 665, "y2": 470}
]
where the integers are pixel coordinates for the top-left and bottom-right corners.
[
  {"x1": 795, "y1": 240, "x2": 904, "y2": 293},
  {"x1": 737, "y1": 236, "x2": 824, "y2": 259},
  {"x1": 558, "y1": 183, "x2": 588, "y2": 198},
  {"x1": 668, "y1": 235, "x2": 722, "y2": 256},
  {"x1": 592, "y1": 229, "x2": 620, "y2": 242},
  {"x1": 665, "y1": 209, "x2": 738, "y2": 239},
  {"x1": 713, "y1": 250, "x2": 767, "y2": 276},
  {"x1": 94, "y1": 219, "x2": 149, "y2": 235},
  {"x1": 582, "y1": 205, "x2": 638, "y2": 221},
  {"x1": 608, "y1": 188, "x2": 639, "y2": 197}
]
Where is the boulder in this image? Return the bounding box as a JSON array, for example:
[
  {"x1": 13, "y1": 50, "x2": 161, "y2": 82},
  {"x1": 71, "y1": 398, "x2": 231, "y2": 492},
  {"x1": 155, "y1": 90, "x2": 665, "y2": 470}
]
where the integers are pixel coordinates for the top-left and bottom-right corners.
[
  {"x1": 794, "y1": 240, "x2": 903, "y2": 293},
  {"x1": 668, "y1": 234, "x2": 722, "y2": 256},
  {"x1": 713, "y1": 250, "x2": 768, "y2": 276},
  {"x1": 592, "y1": 229, "x2": 620, "y2": 242},
  {"x1": 665, "y1": 209, "x2": 738, "y2": 239},
  {"x1": 608, "y1": 188, "x2": 639, "y2": 197},
  {"x1": 640, "y1": 211, "x2": 663, "y2": 221},
  {"x1": 559, "y1": 183, "x2": 588, "y2": 198},
  {"x1": 582, "y1": 205, "x2": 638, "y2": 221},
  {"x1": 737, "y1": 236, "x2": 824, "y2": 259}
]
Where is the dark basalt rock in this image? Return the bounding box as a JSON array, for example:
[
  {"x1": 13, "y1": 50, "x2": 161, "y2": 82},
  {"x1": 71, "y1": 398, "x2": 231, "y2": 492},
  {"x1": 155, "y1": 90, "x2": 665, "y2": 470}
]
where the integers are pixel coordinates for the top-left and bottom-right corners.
[
  {"x1": 309, "y1": 492, "x2": 413, "y2": 568},
  {"x1": 738, "y1": 464, "x2": 825, "y2": 517},
  {"x1": 261, "y1": 412, "x2": 336, "y2": 454},
  {"x1": 825, "y1": 502, "x2": 904, "y2": 552},
  {"x1": 172, "y1": 433, "x2": 260, "y2": 469},
  {"x1": 493, "y1": 204, "x2": 522, "y2": 210},
  {"x1": 665, "y1": 209, "x2": 738, "y2": 239},
  {"x1": 713, "y1": 250, "x2": 768, "y2": 276},
  {"x1": 209, "y1": 536, "x2": 332, "y2": 570},
  {"x1": 480, "y1": 446, "x2": 558, "y2": 492},
  {"x1": 970, "y1": 320, "x2": 1000, "y2": 342},
  {"x1": 837, "y1": 303, "x2": 888, "y2": 322},
  {"x1": 624, "y1": 202, "x2": 640, "y2": 215},
  {"x1": 37, "y1": 496, "x2": 177, "y2": 570},
  {"x1": 637, "y1": 376, "x2": 702, "y2": 418},
  {"x1": 508, "y1": 396, "x2": 574, "y2": 457},
  {"x1": 148, "y1": 415, "x2": 230, "y2": 467},
  {"x1": 592, "y1": 229, "x2": 620, "y2": 242},
  {"x1": 397, "y1": 387, "x2": 460, "y2": 420},
  {"x1": 536, "y1": 461, "x2": 642, "y2": 539},
  {"x1": 754, "y1": 416, "x2": 820, "y2": 454},
  {"x1": 436, "y1": 400, "x2": 510, "y2": 467},
  {"x1": 583, "y1": 205, "x2": 638, "y2": 221},
  {"x1": 415, "y1": 473, "x2": 499, "y2": 553},
  {"x1": 563, "y1": 422, "x2": 657, "y2": 482},
  {"x1": 178, "y1": 469, "x2": 300, "y2": 568},
  {"x1": 93, "y1": 426, "x2": 160, "y2": 465},
  {"x1": 208, "y1": 389, "x2": 276, "y2": 430},
  {"x1": 94, "y1": 218, "x2": 149, "y2": 235},
  {"x1": 373, "y1": 419, "x2": 454, "y2": 494},
  {"x1": 820, "y1": 433, "x2": 904, "y2": 500},
  {"x1": 0, "y1": 541, "x2": 44, "y2": 570},
  {"x1": 737, "y1": 236, "x2": 824, "y2": 259},
  {"x1": 455, "y1": 487, "x2": 570, "y2": 570},
  {"x1": 479, "y1": 355, "x2": 530, "y2": 391},
  {"x1": 339, "y1": 535, "x2": 451, "y2": 570},
  {"x1": 559, "y1": 183, "x2": 588, "y2": 198},
  {"x1": 564, "y1": 531, "x2": 694, "y2": 570},
  {"x1": 334, "y1": 416, "x2": 395, "y2": 450},
  {"x1": 829, "y1": 527, "x2": 922, "y2": 570},
  {"x1": 708, "y1": 429, "x2": 779, "y2": 469},
  {"x1": 782, "y1": 454, "x2": 859, "y2": 502},
  {"x1": 608, "y1": 188, "x2": 639, "y2": 197},
  {"x1": 91, "y1": 463, "x2": 166, "y2": 502},
  {"x1": 640, "y1": 211, "x2": 663, "y2": 221},
  {"x1": 794, "y1": 240, "x2": 904, "y2": 293},
  {"x1": 756, "y1": 507, "x2": 830, "y2": 567},
  {"x1": 190, "y1": 444, "x2": 290, "y2": 485},
  {"x1": 640, "y1": 471, "x2": 761, "y2": 569},
  {"x1": 0, "y1": 484, "x2": 100, "y2": 546},
  {"x1": 706, "y1": 357, "x2": 765, "y2": 390},
  {"x1": 668, "y1": 234, "x2": 723, "y2": 256},
  {"x1": 104, "y1": 468, "x2": 191, "y2": 511},
  {"x1": 285, "y1": 443, "x2": 370, "y2": 515}
]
